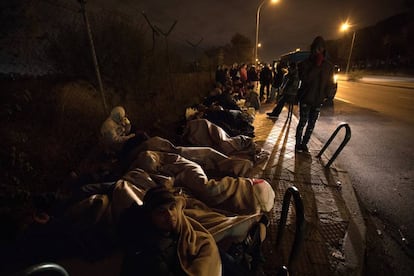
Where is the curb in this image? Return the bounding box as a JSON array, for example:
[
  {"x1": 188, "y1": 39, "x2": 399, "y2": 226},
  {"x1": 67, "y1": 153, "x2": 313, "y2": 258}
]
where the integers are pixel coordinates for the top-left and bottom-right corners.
[
  {"x1": 307, "y1": 122, "x2": 366, "y2": 275},
  {"x1": 320, "y1": 159, "x2": 366, "y2": 275}
]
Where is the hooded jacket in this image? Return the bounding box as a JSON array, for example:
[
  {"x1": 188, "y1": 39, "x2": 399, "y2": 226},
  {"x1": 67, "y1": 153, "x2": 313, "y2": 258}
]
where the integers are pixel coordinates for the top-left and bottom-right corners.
[
  {"x1": 297, "y1": 36, "x2": 335, "y2": 107},
  {"x1": 100, "y1": 106, "x2": 133, "y2": 152},
  {"x1": 297, "y1": 56, "x2": 335, "y2": 106}
]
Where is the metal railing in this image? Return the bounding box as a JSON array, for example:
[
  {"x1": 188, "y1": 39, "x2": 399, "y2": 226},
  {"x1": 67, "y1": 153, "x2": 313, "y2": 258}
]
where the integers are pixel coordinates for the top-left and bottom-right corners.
[
  {"x1": 13, "y1": 263, "x2": 69, "y2": 276},
  {"x1": 317, "y1": 122, "x2": 351, "y2": 168},
  {"x1": 275, "y1": 186, "x2": 306, "y2": 271}
]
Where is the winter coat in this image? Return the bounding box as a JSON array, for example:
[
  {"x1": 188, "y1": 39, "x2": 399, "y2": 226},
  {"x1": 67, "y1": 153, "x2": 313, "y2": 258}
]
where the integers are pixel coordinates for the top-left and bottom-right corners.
[
  {"x1": 297, "y1": 57, "x2": 335, "y2": 106},
  {"x1": 247, "y1": 67, "x2": 259, "y2": 82},
  {"x1": 100, "y1": 106, "x2": 134, "y2": 153},
  {"x1": 259, "y1": 67, "x2": 272, "y2": 85}
]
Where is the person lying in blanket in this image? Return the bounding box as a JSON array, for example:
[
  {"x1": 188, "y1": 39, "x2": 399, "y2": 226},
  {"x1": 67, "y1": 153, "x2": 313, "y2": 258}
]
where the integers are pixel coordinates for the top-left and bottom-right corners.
[
  {"x1": 118, "y1": 186, "x2": 268, "y2": 276},
  {"x1": 182, "y1": 118, "x2": 269, "y2": 165},
  {"x1": 128, "y1": 150, "x2": 275, "y2": 215}
]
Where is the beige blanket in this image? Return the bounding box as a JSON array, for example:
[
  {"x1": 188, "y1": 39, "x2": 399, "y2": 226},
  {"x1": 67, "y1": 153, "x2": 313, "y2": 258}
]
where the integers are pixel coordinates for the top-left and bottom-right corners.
[
  {"x1": 130, "y1": 151, "x2": 267, "y2": 214},
  {"x1": 110, "y1": 180, "x2": 262, "y2": 276},
  {"x1": 129, "y1": 136, "x2": 253, "y2": 177},
  {"x1": 183, "y1": 119, "x2": 256, "y2": 157},
  {"x1": 175, "y1": 197, "x2": 222, "y2": 276}
]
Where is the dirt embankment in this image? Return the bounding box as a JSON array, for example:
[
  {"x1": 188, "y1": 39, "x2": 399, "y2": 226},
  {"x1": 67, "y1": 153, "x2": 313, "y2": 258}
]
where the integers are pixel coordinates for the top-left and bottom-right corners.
[{"x1": 1, "y1": 78, "x2": 107, "y2": 192}]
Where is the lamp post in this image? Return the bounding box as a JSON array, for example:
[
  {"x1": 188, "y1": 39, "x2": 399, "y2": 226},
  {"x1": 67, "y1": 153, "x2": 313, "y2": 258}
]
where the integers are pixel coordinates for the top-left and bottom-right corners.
[
  {"x1": 255, "y1": 0, "x2": 279, "y2": 66},
  {"x1": 340, "y1": 22, "x2": 356, "y2": 76}
]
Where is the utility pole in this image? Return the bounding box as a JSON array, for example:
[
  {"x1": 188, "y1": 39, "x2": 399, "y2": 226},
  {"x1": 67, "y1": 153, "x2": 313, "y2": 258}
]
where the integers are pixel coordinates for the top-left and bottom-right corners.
[
  {"x1": 345, "y1": 31, "x2": 356, "y2": 76},
  {"x1": 78, "y1": 0, "x2": 108, "y2": 114}
]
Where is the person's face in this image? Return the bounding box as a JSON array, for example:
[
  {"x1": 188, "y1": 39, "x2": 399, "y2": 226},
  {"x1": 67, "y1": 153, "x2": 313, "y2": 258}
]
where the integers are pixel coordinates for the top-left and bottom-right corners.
[
  {"x1": 121, "y1": 116, "x2": 130, "y2": 126},
  {"x1": 316, "y1": 46, "x2": 325, "y2": 55},
  {"x1": 150, "y1": 201, "x2": 178, "y2": 233}
]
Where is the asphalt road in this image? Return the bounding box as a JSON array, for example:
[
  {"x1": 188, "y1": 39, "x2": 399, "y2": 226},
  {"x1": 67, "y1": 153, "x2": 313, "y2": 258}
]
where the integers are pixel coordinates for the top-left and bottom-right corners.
[{"x1": 313, "y1": 78, "x2": 414, "y2": 274}]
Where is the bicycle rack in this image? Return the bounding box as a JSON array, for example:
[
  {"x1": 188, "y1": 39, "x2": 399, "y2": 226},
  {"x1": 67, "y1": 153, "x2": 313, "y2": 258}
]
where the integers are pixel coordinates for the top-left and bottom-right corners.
[
  {"x1": 14, "y1": 262, "x2": 69, "y2": 276},
  {"x1": 275, "y1": 186, "x2": 306, "y2": 271},
  {"x1": 317, "y1": 122, "x2": 351, "y2": 168}
]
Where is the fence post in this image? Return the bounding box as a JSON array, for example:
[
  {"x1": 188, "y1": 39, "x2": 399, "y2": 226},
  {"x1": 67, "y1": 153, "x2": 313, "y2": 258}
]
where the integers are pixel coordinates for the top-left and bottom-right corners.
[{"x1": 78, "y1": 0, "x2": 108, "y2": 115}]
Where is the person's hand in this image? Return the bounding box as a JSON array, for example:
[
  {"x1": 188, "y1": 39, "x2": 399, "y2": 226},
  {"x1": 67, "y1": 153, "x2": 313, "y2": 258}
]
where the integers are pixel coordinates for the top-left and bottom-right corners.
[
  {"x1": 122, "y1": 117, "x2": 131, "y2": 126},
  {"x1": 127, "y1": 133, "x2": 136, "y2": 139}
]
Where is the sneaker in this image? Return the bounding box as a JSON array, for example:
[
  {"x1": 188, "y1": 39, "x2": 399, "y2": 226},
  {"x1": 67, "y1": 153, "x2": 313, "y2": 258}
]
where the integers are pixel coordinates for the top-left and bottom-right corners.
[{"x1": 266, "y1": 112, "x2": 278, "y2": 119}]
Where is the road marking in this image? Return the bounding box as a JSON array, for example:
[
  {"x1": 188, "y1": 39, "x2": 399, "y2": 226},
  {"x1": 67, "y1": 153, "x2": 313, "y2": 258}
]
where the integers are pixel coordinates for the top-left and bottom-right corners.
[
  {"x1": 335, "y1": 97, "x2": 353, "y2": 104},
  {"x1": 398, "y1": 95, "x2": 413, "y2": 100}
]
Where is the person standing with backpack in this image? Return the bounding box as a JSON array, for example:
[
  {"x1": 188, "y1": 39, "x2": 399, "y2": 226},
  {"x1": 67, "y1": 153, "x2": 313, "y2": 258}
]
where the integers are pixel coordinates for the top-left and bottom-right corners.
[{"x1": 266, "y1": 62, "x2": 300, "y2": 118}]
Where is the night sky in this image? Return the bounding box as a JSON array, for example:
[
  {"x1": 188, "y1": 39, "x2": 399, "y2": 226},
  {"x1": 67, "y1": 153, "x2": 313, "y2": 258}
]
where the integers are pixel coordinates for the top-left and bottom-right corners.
[{"x1": 91, "y1": 0, "x2": 407, "y2": 63}]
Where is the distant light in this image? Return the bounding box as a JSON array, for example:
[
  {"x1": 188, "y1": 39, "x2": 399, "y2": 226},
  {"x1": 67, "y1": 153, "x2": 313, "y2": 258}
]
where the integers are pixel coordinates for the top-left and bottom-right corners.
[
  {"x1": 295, "y1": 48, "x2": 300, "y2": 52},
  {"x1": 271, "y1": 0, "x2": 279, "y2": 3},
  {"x1": 258, "y1": 43, "x2": 262, "y2": 48},
  {"x1": 340, "y1": 22, "x2": 351, "y2": 32}
]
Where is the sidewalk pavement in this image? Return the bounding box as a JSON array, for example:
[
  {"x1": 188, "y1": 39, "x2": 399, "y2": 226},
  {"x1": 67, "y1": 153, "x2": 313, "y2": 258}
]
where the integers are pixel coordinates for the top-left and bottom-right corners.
[{"x1": 251, "y1": 102, "x2": 366, "y2": 276}]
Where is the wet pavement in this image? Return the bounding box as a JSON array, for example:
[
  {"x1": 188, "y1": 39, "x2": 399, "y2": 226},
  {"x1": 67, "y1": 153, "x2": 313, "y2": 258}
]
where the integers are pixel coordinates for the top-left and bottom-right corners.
[{"x1": 250, "y1": 102, "x2": 366, "y2": 275}]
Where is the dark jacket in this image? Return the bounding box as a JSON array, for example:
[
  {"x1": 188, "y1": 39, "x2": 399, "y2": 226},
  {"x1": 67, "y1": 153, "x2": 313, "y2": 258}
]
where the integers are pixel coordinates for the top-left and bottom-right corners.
[
  {"x1": 282, "y1": 68, "x2": 300, "y2": 97},
  {"x1": 259, "y1": 66, "x2": 272, "y2": 85},
  {"x1": 247, "y1": 67, "x2": 259, "y2": 82},
  {"x1": 203, "y1": 92, "x2": 241, "y2": 111},
  {"x1": 297, "y1": 57, "x2": 335, "y2": 106}
]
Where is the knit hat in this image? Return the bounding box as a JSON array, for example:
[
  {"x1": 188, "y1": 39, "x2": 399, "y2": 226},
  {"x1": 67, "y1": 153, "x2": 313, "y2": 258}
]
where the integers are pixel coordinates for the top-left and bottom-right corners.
[{"x1": 143, "y1": 186, "x2": 176, "y2": 211}]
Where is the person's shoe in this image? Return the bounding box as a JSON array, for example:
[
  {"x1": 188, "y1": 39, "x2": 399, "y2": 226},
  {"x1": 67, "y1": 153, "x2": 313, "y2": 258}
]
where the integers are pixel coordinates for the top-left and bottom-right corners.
[
  {"x1": 266, "y1": 112, "x2": 278, "y2": 119},
  {"x1": 295, "y1": 144, "x2": 302, "y2": 152},
  {"x1": 300, "y1": 144, "x2": 309, "y2": 153}
]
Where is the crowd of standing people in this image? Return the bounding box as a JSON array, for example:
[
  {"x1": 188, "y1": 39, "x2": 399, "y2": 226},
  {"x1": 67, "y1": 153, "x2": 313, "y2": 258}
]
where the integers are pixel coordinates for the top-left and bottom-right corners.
[
  {"x1": 215, "y1": 35, "x2": 335, "y2": 155},
  {"x1": 215, "y1": 61, "x2": 287, "y2": 109}
]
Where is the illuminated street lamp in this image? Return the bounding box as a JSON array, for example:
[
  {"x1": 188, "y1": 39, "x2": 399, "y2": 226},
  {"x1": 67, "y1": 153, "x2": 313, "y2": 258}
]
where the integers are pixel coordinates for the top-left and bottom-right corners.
[
  {"x1": 255, "y1": 0, "x2": 279, "y2": 65},
  {"x1": 340, "y1": 22, "x2": 356, "y2": 76}
]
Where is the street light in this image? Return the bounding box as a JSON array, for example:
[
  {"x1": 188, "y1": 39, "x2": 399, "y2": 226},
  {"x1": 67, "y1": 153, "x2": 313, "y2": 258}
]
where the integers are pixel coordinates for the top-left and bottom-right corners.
[
  {"x1": 255, "y1": 0, "x2": 279, "y2": 65},
  {"x1": 340, "y1": 22, "x2": 356, "y2": 76}
]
